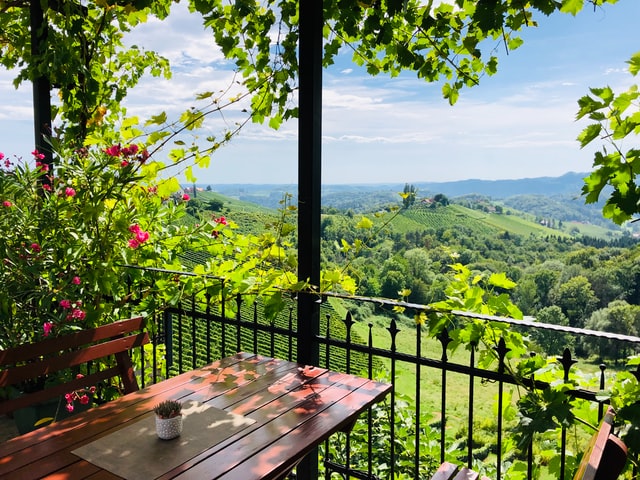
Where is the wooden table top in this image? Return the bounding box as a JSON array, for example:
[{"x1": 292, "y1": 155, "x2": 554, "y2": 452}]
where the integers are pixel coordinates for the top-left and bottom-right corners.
[{"x1": 0, "y1": 352, "x2": 392, "y2": 480}]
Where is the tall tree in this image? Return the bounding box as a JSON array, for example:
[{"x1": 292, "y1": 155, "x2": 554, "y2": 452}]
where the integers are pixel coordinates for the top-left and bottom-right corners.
[{"x1": 402, "y1": 183, "x2": 417, "y2": 209}]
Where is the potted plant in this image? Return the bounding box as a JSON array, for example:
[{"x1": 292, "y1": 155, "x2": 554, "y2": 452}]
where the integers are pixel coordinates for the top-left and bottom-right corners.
[{"x1": 153, "y1": 399, "x2": 183, "y2": 440}]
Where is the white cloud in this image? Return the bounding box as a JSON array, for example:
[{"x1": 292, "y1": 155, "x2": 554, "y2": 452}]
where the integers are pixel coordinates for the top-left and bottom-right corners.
[{"x1": 2, "y1": 0, "x2": 639, "y2": 186}]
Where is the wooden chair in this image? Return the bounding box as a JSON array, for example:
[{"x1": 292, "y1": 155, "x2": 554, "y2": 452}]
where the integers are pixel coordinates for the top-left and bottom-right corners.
[
  {"x1": 0, "y1": 316, "x2": 149, "y2": 416},
  {"x1": 573, "y1": 406, "x2": 628, "y2": 480},
  {"x1": 430, "y1": 406, "x2": 627, "y2": 480}
]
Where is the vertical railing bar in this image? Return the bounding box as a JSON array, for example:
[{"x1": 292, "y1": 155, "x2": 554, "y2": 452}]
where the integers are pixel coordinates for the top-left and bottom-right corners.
[
  {"x1": 221, "y1": 284, "x2": 227, "y2": 358},
  {"x1": 558, "y1": 349, "x2": 577, "y2": 480},
  {"x1": 323, "y1": 313, "x2": 332, "y2": 479},
  {"x1": 163, "y1": 310, "x2": 173, "y2": 378},
  {"x1": 288, "y1": 303, "x2": 295, "y2": 362},
  {"x1": 527, "y1": 352, "x2": 536, "y2": 480},
  {"x1": 495, "y1": 338, "x2": 510, "y2": 480},
  {"x1": 415, "y1": 317, "x2": 422, "y2": 478},
  {"x1": 598, "y1": 364, "x2": 606, "y2": 421},
  {"x1": 367, "y1": 322, "x2": 374, "y2": 478},
  {"x1": 253, "y1": 300, "x2": 259, "y2": 354},
  {"x1": 177, "y1": 302, "x2": 184, "y2": 374},
  {"x1": 205, "y1": 293, "x2": 212, "y2": 364},
  {"x1": 325, "y1": 314, "x2": 332, "y2": 369},
  {"x1": 235, "y1": 294, "x2": 242, "y2": 353},
  {"x1": 345, "y1": 312, "x2": 354, "y2": 374},
  {"x1": 191, "y1": 293, "x2": 197, "y2": 370},
  {"x1": 439, "y1": 329, "x2": 451, "y2": 464},
  {"x1": 467, "y1": 341, "x2": 476, "y2": 470},
  {"x1": 387, "y1": 318, "x2": 400, "y2": 479}
]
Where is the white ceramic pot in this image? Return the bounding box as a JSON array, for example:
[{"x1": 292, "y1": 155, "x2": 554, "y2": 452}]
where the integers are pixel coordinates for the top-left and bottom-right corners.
[{"x1": 155, "y1": 415, "x2": 183, "y2": 440}]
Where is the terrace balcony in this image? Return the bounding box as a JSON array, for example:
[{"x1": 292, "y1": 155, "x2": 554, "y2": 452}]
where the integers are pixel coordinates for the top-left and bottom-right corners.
[{"x1": 112, "y1": 266, "x2": 640, "y2": 479}]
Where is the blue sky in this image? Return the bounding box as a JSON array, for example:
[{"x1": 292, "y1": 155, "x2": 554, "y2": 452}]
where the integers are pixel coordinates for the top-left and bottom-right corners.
[{"x1": 1, "y1": 1, "x2": 639, "y2": 185}]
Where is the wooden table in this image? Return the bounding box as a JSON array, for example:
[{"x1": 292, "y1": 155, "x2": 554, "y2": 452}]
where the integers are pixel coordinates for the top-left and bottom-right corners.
[{"x1": 0, "y1": 352, "x2": 392, "y2": 479}]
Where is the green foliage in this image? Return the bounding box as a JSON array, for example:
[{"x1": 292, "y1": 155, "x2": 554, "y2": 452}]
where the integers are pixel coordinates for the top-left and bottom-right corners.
[
  {"x1": 0, "y1": 144, "x2": 191, "y2": 347},
  {"x1": 578, "y1": 50, "x2": 640, "y2": 224},
  {"x1": 0, "y1": 1, "x2": 173, "y2": 145}
]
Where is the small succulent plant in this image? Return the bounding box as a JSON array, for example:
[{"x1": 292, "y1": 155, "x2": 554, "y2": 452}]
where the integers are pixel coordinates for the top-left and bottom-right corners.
[{"x1": 153, "y1": 399, "x2": 182, "y2": 419}]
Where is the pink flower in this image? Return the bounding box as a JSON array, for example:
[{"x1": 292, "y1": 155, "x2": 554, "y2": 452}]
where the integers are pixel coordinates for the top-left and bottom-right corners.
[
  {"x1": 60, "y1": 299, "x2": 72, "y2": 309},
  {"x1": 30, "y1": 242, "x2": 41, "y2": 253},
  {"x1": 42, "y1": 184, "x2": 51, "y2": 191},
  {"x1": 104, "y1": 144, "x2": 121, "y2": 157},
  {"x1": 43, "y1": 322, "x2": 53, "y2": 337},
  {"x1": 35, "y1": 161, "x2": 49, "y2": 172},
  {"x1": 121, "y1": 144, "x2": 138, "y2": 157},
  {"x1": 66, "y1": 403, "x2": 74, "y2": 413},
  {"x1": 120, "y1": 160, "x2": 130, "y2": 168},
  {"x1": 215, "y1": 216, "x2": 228, "y2": 226},
  {"x1": 2, "y1": 201, "x2": 11, "y2": 207},
  {"x1": 136, "y1": 230, "x2": 149, "y2": 243},
  {"x1": 31, "y1": 149, "x2": 45, "y2": 160},
  {"x1": 182, "y1": 193, "x2": 190, "y2": 201},
  {"x1": 79, "y1": 395, "x2": 90, "y2": 405},
  {"x1": 72, "y1": 276, "x2": 81, "y2": 285},
  {"x1": 65, "y1": 187, "x2": 76, "y2": 197},
  {"x1": 0, "y1": 152, "x2": 3, "y2": 160},
  {"x1": 128, "y1": 224, "x2": 149, "y2": 247},
  {"x1": 66, "y1": 308, "x2": 86, "y2": 321}
]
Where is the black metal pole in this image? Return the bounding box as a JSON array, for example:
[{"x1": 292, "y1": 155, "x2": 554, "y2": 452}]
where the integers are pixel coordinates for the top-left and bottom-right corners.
[
  {"x1": 296, "y1": 0, "x2": 322, "y2": 477},
  {"x1": 297, "y1": 0, "x2": 322, "y2": 368},
  {"x1": 30, "y1": 0, "x2": 53, "y2": 170}
]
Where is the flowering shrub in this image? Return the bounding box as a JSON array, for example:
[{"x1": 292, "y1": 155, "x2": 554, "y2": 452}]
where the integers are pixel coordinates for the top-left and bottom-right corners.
[
  {"x1": 0, "y1": 145, "x2": 194, "y2": 349},
  {"x1": 0, "y1": 137, "x2": 355, "y2": 353}
]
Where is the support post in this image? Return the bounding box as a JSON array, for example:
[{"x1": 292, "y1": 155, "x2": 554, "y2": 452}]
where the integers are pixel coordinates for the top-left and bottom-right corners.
[
  {"x1": 30, "y1": 0, "x2": 53, "y2": 170},
  {"x1": 296, "y1": 0, "x2": 323, "y2": 477}
]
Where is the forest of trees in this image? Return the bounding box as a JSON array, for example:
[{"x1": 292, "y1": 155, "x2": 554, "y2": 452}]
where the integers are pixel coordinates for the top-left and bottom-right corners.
[{"x1": 316, "y1": 201, "x2": 640, "y2": 362}]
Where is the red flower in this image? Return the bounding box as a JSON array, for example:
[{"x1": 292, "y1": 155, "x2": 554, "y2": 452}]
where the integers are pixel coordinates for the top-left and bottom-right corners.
[
  {"x1": 72, "y1": 276, "x2": 81, "y2": 285},
  {"x1": 31, "y1": 149, "x2": 45, "y2": 160},
  {"x1": 43, "y1": 322, "x2": 53, "y2": 337},
  {"x1": 2, "y1": 201, "x2": 11, "y2": 207},
  {"x1": 104, "y1": 144, "x2": 121, "y2": 157},
  {"x1": 65, "y1": 187, "x2": 76, "y2": 197},
  {"x1": 35, "y1": 161, "x2": 49, "y2": 172},
  {"x1": 30, "y1": 242, "x2": 41, "y2": 253},
  {"x1": 182, "y1": 193, "x2": 190, "y2": 201}
]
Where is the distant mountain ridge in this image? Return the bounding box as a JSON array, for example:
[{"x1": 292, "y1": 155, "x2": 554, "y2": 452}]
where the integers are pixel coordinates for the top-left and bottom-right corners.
[
  {"x1": 209, "y1": 171, "x2": 589, "y2": 201},
  {"x1": 412, "y1": 172, "x2": 588, "y2": 199}
]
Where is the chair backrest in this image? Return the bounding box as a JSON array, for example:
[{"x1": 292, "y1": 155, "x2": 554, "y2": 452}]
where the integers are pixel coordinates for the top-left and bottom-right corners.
[
  {"x1": 0, "y1": 316, "x2": 149, "y2": 415},
  {"x1": 573, "y1": 407, "x2": 628, "y2": 480}
]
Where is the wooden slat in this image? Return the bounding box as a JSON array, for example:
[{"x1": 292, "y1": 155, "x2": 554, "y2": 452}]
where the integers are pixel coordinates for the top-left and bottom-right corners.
[
  {"x1": 0, "y1": 353, "x2": 269, "y2": 478},
  {"x1": 0, "y1": 316, "x2": 145, "y2": 365},
  {"x1": 213, "y1": 377, "x2": 391, "y2": 480},
  {"x1": 171, "y1": 371, "x2": 389, "y2": 480},
  {"x1": 0, "y1": 350, "x2": 264, "y2": 478},
  {"x1": 431, "y1": 462, "x2": 459, "y2": 480},
  {"x1": 0, "y1": 353, "x2": 393, "y2": 480},
  {"x1": 573, "y1": 407, "x2": 628, "y2": 480}
]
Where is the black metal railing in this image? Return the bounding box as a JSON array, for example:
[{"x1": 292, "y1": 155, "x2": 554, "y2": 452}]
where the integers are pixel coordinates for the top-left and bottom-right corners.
[{"x1": 127, "y1": 269, "x2": 640, "y2": 479}]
